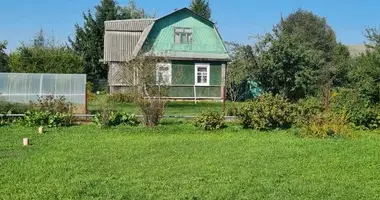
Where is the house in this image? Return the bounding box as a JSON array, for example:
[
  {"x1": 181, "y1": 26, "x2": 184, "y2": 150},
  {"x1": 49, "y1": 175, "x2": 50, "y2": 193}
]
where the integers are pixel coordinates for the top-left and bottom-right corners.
[{"x1": 103, "y1": 8, "x2": 230, "y2": 100}]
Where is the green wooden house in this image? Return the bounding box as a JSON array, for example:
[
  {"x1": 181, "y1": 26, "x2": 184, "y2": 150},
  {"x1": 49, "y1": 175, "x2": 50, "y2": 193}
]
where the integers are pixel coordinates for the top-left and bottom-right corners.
[{"x1": 103, "y1": 8, "x2": 230, "y2": 100}]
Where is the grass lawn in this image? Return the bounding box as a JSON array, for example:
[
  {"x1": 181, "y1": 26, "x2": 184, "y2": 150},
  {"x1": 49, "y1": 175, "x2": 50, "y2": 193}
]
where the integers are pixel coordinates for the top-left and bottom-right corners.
[
  {"x1": 88, "y1": 98, "x2": 228, "y2": 116},
  {"x1": 1, "y1": 124, "x2": 380, "y2": 199}
]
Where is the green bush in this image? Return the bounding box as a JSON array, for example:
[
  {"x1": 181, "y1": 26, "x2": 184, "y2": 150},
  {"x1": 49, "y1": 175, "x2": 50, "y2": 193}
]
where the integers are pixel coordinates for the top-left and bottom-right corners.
[
  {"x1": 138, "y1": 99, "x2": 166, "y2": 127},
  {"x1": 30, "y1": 95, "x2": 73, "y2": 114},
  {"x1": 227, "y1": 103, "x2": 243, "y2": 116},
  {"x1": 0, "y1": 115, "x2": 23, "y2": 126},
  {"x1": 0, "y1": 101, "x2": 30, "y2": 114},
  {"x1": 294, "y1": 96, "x2": 324, "y2": 125},
  {"x1": 93, "y1": 111, "x2": 139, "y2": 128},
  {"x1": 20, "y1": 95, "x2": 75, "y2": 128},
  {"x1": 298, "y1": 112, "x2": 353, "y2": 138},
  {"x1": 330, "y1": 89, "x2": 379, "y2": 129},
  {"x1": 107, "y1": 93, "x2": 134, "y2": 103},
  {"x1": 0, "y1": 116, "x2": 12, "y2": 127},
  {"x1": 238, "y1": 93, "x2": 294, "y2": 130},
  {"x1": 23, "y1": 111, "x2": 73, "y2": 127},
  {"x1": 86, "y1": 81, "x2": 97, "y2": 101},
  {"x1": 194, "y1": 110, "x2": 225, "y2": 131}
]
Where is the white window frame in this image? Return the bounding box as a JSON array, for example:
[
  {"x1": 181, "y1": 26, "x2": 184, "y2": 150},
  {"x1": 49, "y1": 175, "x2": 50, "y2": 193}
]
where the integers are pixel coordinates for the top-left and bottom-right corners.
[
  {"x1": 195, "y1": 63, "x2": 210, "y2": 86},
  {"x1": 174, "y1": 27, "x2": 193, "y2": 44},
  {"x1": 156, "y1": 62, "x2": 172, "y2": 86}
]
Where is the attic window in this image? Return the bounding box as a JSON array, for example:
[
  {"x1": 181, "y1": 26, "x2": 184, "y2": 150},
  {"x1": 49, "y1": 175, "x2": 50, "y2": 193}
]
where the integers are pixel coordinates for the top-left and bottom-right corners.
[{"x1": 174, "y1": 27, "x2": 193, "y2": 44}]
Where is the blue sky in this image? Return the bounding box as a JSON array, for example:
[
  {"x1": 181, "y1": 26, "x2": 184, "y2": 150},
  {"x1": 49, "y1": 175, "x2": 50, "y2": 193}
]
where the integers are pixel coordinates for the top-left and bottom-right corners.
[{"x1": 0, "y1": 0, "x2": 379, "y2": 52}]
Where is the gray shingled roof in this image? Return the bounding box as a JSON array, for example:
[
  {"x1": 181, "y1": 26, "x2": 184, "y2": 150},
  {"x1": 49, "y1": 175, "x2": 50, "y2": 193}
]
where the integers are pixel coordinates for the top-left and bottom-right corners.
[
  {"x1": 104, "y1": 19, "x2": 155, "y2": 62},
  {"x1": 105, "y1": 19, "x2": 156, "y2": 32}
]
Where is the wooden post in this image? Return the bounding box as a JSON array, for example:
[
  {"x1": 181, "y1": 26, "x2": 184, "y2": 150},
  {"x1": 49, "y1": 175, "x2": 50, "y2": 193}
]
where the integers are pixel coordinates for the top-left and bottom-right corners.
[
  {"x1": 194, "y1": 85, "x2": 197, "y2": 104},
  {"x1": 85, "y1": 83, "x2": 88, "y2": 114},
  {"x1": 38, "y1": 126, "x2": 44, "y2": 134},
  {"x1": 23, "y1": 138, "x2": 29, "y2": 146},
  {"x1": 223, "y1": 87, "x2": 226, "y2": 113},
  {"x1": 222, "y1": 63, "x2": 227, "y2": 114}
]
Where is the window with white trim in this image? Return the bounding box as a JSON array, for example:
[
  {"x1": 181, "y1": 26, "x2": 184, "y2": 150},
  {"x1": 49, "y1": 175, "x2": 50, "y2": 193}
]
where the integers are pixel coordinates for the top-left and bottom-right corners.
[
  {"x1": 156, "y1": 63, "x2": 172, "y2": 85},
  {"x1": 195, "y1": 64, "x2": 210, "y2": 86},
  {"x1": 174, "y1": 27, "x2": 193, "y2": 44}
]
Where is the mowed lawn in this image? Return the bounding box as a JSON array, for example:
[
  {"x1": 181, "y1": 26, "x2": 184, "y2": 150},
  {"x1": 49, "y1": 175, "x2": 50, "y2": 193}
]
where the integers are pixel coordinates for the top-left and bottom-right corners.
[{"x1": 1, "y1": 124, "x2": 380, "y2": 199}]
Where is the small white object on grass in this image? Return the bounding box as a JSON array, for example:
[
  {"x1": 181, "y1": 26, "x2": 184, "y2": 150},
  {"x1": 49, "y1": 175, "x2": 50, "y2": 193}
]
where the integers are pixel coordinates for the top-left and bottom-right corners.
[
  {"x1": 23, "y1": 138, "x2": 29, "y2": 146},
  {"x1": 96, "y1": 91, "x2": 100, "y2": 95},
  {"x1": 38, "y1": 126, "x2": 44, "y2": 134}
]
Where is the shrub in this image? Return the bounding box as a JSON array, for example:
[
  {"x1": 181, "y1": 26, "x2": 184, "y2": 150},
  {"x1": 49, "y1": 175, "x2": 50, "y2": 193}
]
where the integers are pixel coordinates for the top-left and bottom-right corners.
[
  {"x1": 0, "y1": 101, "x2": 30, "y2": 114},
  {"x1": 298, "y1": 112, "x2": 353, "y2": 138},
  {"x1": 86, "y1": 81, "x2": 97, "y2": 101},
  {"x1": 0, "y1": 116, "x2": 16, "y2": 127},
  {"x1": 107, "y1": 93, "x2": 134, "y2": 103},
  {"x1": 238, "y1": 93, "x2": 294, "y2": 130},
  {"x1": 23, "y1": 95, "x2": 74, "y2": 127},
  {"x1": 194, "y1": 110, "x2": 225, "y2": 131},
  {"x1": 30, "y1": 95, "x2": 73, "y2": 113},
  {"x1": 0, "y1": 118, "x2": 7, "y2": 126},
  {"x1": 93, "y1": 111, "x2": 139, "y2": 127},
  {"x1": 138, "y1": 99, "x2": 166, "y2": 127},
  {"x1": 330, "y1": 89, "x2": 378, "y2": 129},
  {"x1": 368, "y1": 105, "x2": 380, "y2": 129},
  {"x1": 23, "y1": 111, "x2": 73, "y2": 127},
  {"x1": 227, "y1": 103, "x2": 242, "y2": 116},
  {"x1": 294, "y1": 96, "x2": 324, "y2": 125}
]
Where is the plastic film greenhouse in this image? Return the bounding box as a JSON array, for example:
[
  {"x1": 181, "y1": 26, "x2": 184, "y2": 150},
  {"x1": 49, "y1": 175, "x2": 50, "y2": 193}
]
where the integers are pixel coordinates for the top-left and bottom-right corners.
[{"x1": 0, "y1": 73, "x2": 87, "y2": 113}]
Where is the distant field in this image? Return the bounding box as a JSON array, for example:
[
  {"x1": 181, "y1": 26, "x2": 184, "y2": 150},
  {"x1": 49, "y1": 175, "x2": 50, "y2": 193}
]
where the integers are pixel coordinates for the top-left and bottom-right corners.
[{"x1": 1, "y1": 124, "x2": 380, "y2": 199}]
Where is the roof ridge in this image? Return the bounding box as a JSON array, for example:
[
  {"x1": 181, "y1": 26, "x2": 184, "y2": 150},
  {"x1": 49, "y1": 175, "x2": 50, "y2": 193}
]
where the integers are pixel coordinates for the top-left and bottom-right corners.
[{"x1": 105, "y1": 18, "x2": 156, "y2": 22}]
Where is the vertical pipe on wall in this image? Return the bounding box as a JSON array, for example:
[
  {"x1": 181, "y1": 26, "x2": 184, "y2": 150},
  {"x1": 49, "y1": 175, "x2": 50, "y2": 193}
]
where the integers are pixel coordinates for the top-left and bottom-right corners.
[
  {"x1": 85, "y1": 84, "x2": 88, "y2": 114},
  {"x1": 222, "y1": 63, "x2": 227, "y2": 113},
  {"x1": 194, "y1": 85, "x2": 197, "y2": 104},
  {"x1": 223, "y1": 87, "x2": 226, "y2": 113}
]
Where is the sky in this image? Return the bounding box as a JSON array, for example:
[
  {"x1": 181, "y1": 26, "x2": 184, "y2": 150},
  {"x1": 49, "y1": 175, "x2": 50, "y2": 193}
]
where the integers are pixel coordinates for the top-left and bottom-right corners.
[{"x1": 0, "y1": 0, "x2": 379, "y2": 52}]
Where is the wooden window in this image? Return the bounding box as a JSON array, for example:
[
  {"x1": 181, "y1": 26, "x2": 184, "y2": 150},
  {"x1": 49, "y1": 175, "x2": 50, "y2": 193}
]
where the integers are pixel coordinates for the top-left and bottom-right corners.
[
  {"x1": 156, "y1": 63, "x2": 172, "y2": 85},
  {"x1": 174, "y1": 27, "x2": 193, "y2": 44},
  {"x1": 195, "y1": 63, "x2": 210, "y2": 86}
]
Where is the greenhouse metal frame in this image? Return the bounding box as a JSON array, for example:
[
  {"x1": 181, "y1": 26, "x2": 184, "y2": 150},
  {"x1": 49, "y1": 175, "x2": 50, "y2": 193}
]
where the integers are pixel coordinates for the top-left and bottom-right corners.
[{"x1": 0, "y1": 73, "x2": 87, "y2": 113}]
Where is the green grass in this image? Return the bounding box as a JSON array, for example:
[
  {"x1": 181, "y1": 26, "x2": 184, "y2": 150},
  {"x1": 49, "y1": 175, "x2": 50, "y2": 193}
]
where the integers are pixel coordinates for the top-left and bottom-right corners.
[
  {"x1": 1, "y1": 124, "x2": 380, "y2": 199},
  {"x1": 89, "y1": 100, "x2": 228, "y2": 116}
]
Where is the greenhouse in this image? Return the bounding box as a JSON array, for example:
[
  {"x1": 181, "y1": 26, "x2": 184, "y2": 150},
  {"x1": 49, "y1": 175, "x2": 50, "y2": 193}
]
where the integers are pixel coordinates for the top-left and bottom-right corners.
[{"x1": 0, "y1": 73, "x2": 87, "y2": 113}]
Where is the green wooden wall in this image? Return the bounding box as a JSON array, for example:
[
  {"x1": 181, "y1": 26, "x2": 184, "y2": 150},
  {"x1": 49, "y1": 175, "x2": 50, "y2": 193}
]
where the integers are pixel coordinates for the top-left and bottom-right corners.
[
  {"x1": 146, "y1": 9, "x2": 226, "y2": 55},
  {"x1": 168, "y1": 60, "x2": 224, "y2": 98}
]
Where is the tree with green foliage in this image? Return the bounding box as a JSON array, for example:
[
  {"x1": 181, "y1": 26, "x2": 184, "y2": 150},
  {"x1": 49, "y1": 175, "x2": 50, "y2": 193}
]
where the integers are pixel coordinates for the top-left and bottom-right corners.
[
  {"x1": 9, "y1": 31, "x2": 83, "y2": 74},
  {"x1": 226, "y1": 42, "x2": 258, "y2": 101},
  {"x1": 348, "y1": 28, "x2": 380, "y2": 102},
  {"x1": 0, "y1": 40, "x2": 9, "y2": 72},
  {"x1": 69, "y1": 0, "x2": 147, "y2": 82},
  {"x1": 254, "y1": 9, "x2": 350, "y2": 101},
  {"x1": 34, "y1": 29, "x2": 45, "y2": 48},
  {"x1": 189, "y1": 0, "x2": 211, "y2": 20}
]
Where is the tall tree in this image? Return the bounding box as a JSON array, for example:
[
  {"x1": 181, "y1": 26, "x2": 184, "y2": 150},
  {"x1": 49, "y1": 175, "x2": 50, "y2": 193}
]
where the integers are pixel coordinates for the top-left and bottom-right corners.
[
  {"x1": 189, "y1": 0, "x2": 211, "y2": 20},
  {"x1": 69, "y1": 0, "x2": 147, "y2": 81},
  {"x1": 254, "y1": 9, "x2": 349, "y2": 101},
  {"x1": 278, "y1": 10, "x2": 337, "y2": 61},
  {"x1": 0, "y1": 40, "x2": 9, "y2": 72},
  {"x1": 34, "y1": 29, "x2": 45, "y2": 48},
  {"x1": 347, "y1": 27, "x2": 380, "y2": 102}
]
